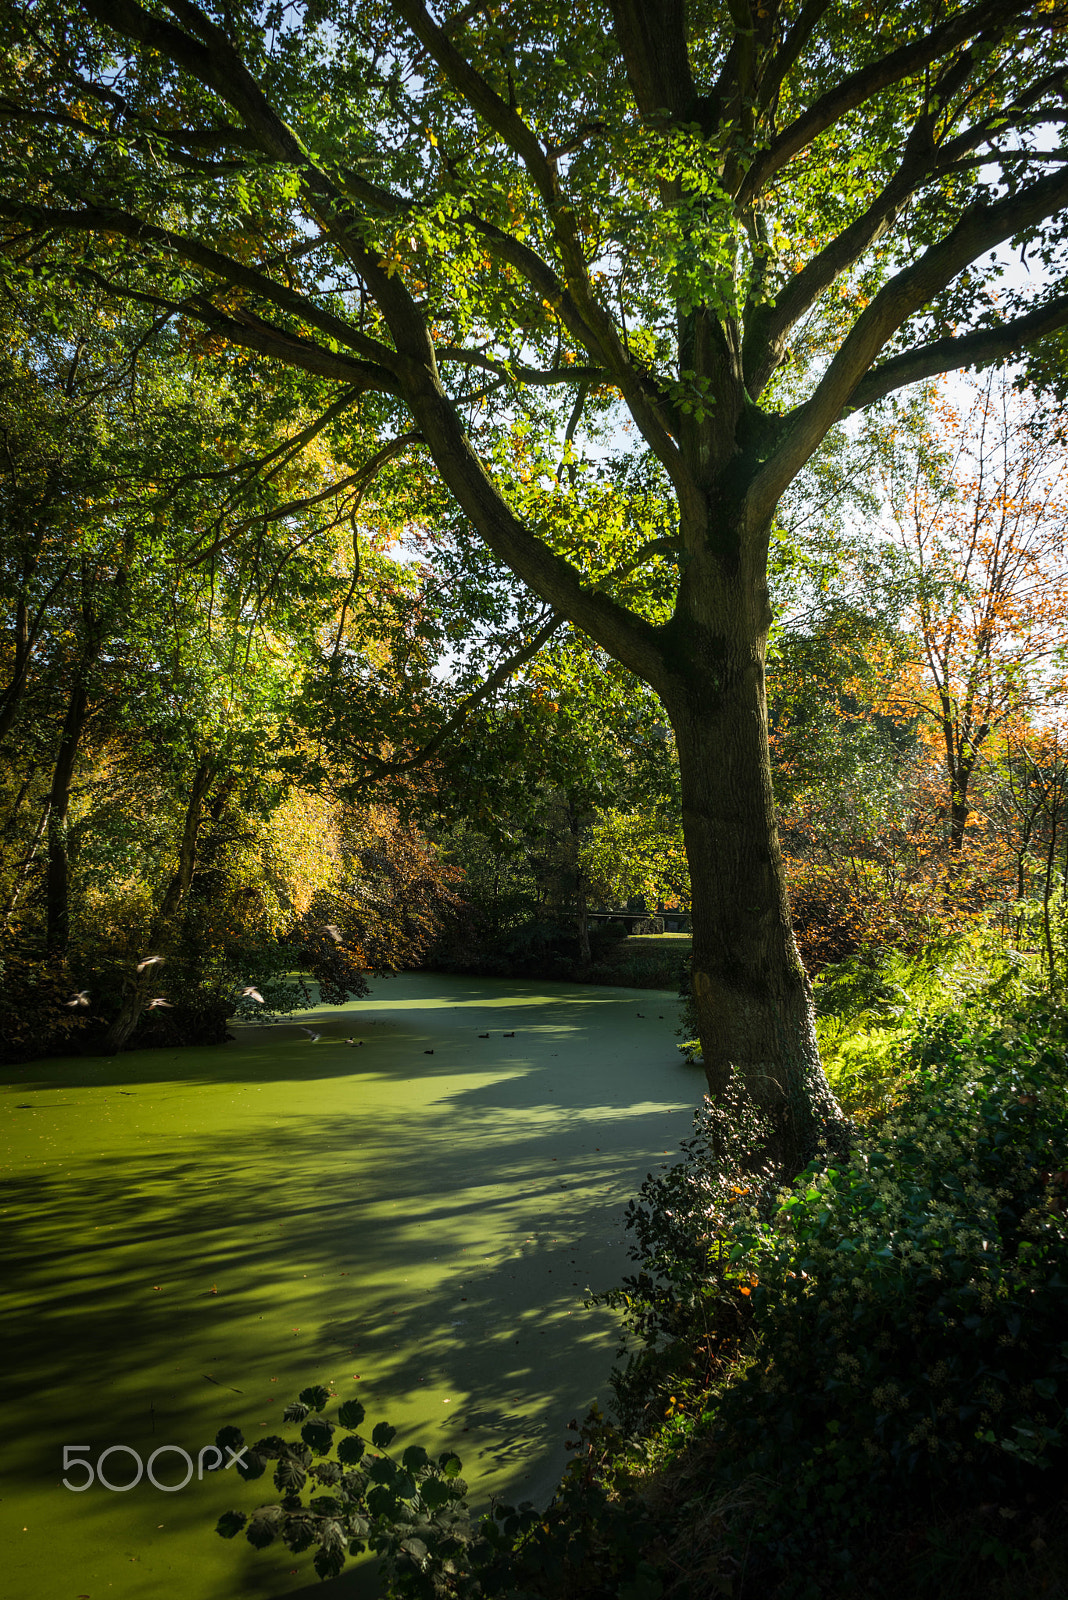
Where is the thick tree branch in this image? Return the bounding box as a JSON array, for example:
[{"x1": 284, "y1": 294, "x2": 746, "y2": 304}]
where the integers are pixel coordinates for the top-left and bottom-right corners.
[
  {"x1": 845, "y1": 293, "x2": 1068, "y2": 413},
  {"x1": 68, "y1": 0, "x2": 669, "y2": 689},
  {"x1": 392, "y1": 0, "x2": 690, "y2": 500},
  {"x1": 747, "y1": 162, "x2": 1068, "y2": 522},
  {"x1": 0, "y1": 196, "x2": 398, "y2": 371},
  {"x1": 607, "y1": 0, "x2": 695, "y2": 119},
  {"x1": 400, "y1": 360, "x2": 669, "y2": 690},
  {"x1": 743, "y1": 64, "x2": 1053, "y2": 399},
  {"x1": 12, "y1": 249, "x2": 391, "y2": 388},
  {"x1": 735, "y1": 0, "x2": 1029, "y2": 207},
  {"x1": 755, "y1": 0, "x2": 835, "y2": 116},
  {"x1": 744, "y1": 120, "x2": 937, "y2": 396},
  {"x1": 468, "y1": 216, "x2": 684, "y2": 490}
]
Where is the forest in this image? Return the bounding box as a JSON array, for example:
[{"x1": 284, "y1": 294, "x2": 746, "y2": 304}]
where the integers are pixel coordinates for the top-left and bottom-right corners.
[{"x1": 3, "y1": 0, "x2": 1068, "y2": 1596}]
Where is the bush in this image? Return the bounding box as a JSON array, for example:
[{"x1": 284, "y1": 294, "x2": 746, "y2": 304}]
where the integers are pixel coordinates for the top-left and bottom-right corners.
[
  {"x1": 814, "y1": 935, "x2": 1042, "y2": 1115},
  {"x1": 214, "y1": 1385, "x2": 656, "y2": 1598},
  {"x1": 585, "y1": 954, "x2": 689, "y2": 991},
  {"x1": 604, "y1": 995, "x2": 1068, "y2": 1595},
  {"x1": 0, "y1": 942, "x2": 89, "y2": 1062}
]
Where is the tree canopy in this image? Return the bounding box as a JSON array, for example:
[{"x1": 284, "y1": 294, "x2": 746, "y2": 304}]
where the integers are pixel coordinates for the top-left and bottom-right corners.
[{"x1": 3, "y1": 0, "x2": 1067, "y2": 1166}]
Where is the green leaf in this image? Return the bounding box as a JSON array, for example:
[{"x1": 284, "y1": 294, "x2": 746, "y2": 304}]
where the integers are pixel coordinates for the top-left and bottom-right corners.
[
  {"x1": 314, "y1": 1546, "x2": 347, "y2": 1581},
  {"x1": 246, "y1": 1516, "x2": 278, "y2": 1550},
  {"x1": 235, "y1": 1450, "x2": 266, "y2": 1481},
  {"x1": 297, "y1": 1385, "x2": 331, "y2": 1413},
  {"x1": 337, "y1": 1398, "x2": 366, "y2": 1430},
  {"x1": 274, "y1": 1456, "x2": 308, "y2": 1494},
  {"x1": 371, "y1": 1421, "x2": 397, "y2": 1449},
  {"x1": 301, "y1": 1416, "x2": 336, "y2": 1455}
]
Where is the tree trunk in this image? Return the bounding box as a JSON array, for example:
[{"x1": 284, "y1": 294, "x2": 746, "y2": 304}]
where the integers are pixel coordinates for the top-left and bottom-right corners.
[
  {"x1": 2, "y1": 800, "x2": 49, "y2": 922},
  {"x1": 567, "y1": 800, "x2": 592, "y2": 967},
  {"x1": 663, "y1": 551, "x2": 842, "y2": 1174},
  {"x1": 45, "y1": 666, "x2": 93, "y2": 953},
  {"x1": 1042, "y1": 806, "x2": 1058, "y2": 991},
  {"x1": 575, "y1": 872, "x2": 591, "y2": 967},
  {"x1": 948, "y1": 767, "x2": 975, "y2": 852},
  {"x1": 103, "y1": 756, "x2": 217, "y2": 1055},
  {"x1": 155, "y1": 756, "x2": 216, "y2": 928}
]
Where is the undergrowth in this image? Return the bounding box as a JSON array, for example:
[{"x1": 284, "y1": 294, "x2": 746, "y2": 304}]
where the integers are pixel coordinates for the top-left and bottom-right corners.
[
  {"x1": 603, "y1": 990, "x2": 1068, "y2": 1597},
  {"x1": 813, "y1": 934, "x2": 1043, "y2": 1115}
]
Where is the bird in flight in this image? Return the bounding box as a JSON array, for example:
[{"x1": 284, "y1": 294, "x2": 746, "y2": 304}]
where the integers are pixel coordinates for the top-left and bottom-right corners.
[
  {"x1": 239, "y1": 986, "x2": 265, "y2": 1004},
  {"x1": 299, "y1": 1026, "x2": 322, "y2": 1042},
  {"x1": 66, "y1": 991, "x2": 90, "y2": 1008},
  {"x1": 137, "y1": 955, "x2": 164, "y2": 972},
  {"x1": 145, "y1": 997, "x2": 173, "y2": 1010},
  {"x1": 343, "y1": 1037, "x2": 364, "y2": 1047},
  {"x1": 324, "y1": 924, "x2": 343, "y2": 943}
]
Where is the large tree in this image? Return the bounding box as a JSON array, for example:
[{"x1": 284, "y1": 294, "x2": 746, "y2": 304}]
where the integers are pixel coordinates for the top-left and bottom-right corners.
[{"x1": 3, "y1": 0, "x2": 1068, "y2": 1165}]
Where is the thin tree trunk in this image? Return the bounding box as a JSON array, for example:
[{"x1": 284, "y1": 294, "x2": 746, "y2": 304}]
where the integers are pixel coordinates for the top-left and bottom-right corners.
[
  {"x1": 103, "y1": 757, "x2": 217, "y2": 1054},
  {"x1": 155, "y1": 756, "x2": 216, "y2": 928},
  {"x1": 2, "y1": 800, "x2": 49, "y2": 921},
  {"x1": 1042, "y1": 807, "x2": 1058, "y2": 991},
  {"x1": 44, "y1": 666, "x2": 93, "y2": 953},
  {"x1": 575, "y1": 872, "x2": 591, "y2": 967},
  {"x1": 567, "y1": 801, "x2": 592, "y2": 966}
]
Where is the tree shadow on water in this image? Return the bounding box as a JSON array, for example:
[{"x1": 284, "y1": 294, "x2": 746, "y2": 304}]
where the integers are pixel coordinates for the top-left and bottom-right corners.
[{"x1": 3, "y1": 973, "x2": 692, "y2": 1598}]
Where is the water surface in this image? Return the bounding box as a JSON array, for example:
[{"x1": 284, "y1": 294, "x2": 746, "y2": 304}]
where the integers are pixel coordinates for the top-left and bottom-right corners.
[{"x1": 1, "y1": 973, "x2": 695, "y2": 1599}]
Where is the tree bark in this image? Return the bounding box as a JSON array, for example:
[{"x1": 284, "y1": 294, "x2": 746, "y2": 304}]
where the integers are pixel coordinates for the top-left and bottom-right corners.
[
  {"x1": 155, "y1": 756, "x2": 216, "y2": 928},
  {"x1": 947, "y1": 752, "x2": 979, "y2": 851},
  {"x1": 102, "y1": 756, "x2": 219, "y2": 1054},
  {"x1": 663, "y1": 541, "x2": 842, "y2": 1172},
  {"x1": 44, "y1": 664, "x2": 93, "y2": 953}
]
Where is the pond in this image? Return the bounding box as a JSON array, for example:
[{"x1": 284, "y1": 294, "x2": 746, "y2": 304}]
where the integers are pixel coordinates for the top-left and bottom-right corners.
[{"x1": 1, "y1": 972, "x2": 696, "y2": 1599}]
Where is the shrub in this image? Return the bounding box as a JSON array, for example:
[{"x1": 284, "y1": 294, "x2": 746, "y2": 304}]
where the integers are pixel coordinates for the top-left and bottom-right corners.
[
  {"x1": 215, "y1": 1385, "x2": 655, "y2": 1598},
  {"x1": 0, "y1": 942, "x2": 89, "y2": 1062},
  {"x1": 605, "y1": 995, "x2": 1068, "y2": 1594}
]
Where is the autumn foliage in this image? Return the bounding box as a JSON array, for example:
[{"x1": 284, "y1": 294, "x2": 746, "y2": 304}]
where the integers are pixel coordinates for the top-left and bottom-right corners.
[{"x1": 775, "y1": 379, "x2": 1068, "y2": 976}]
